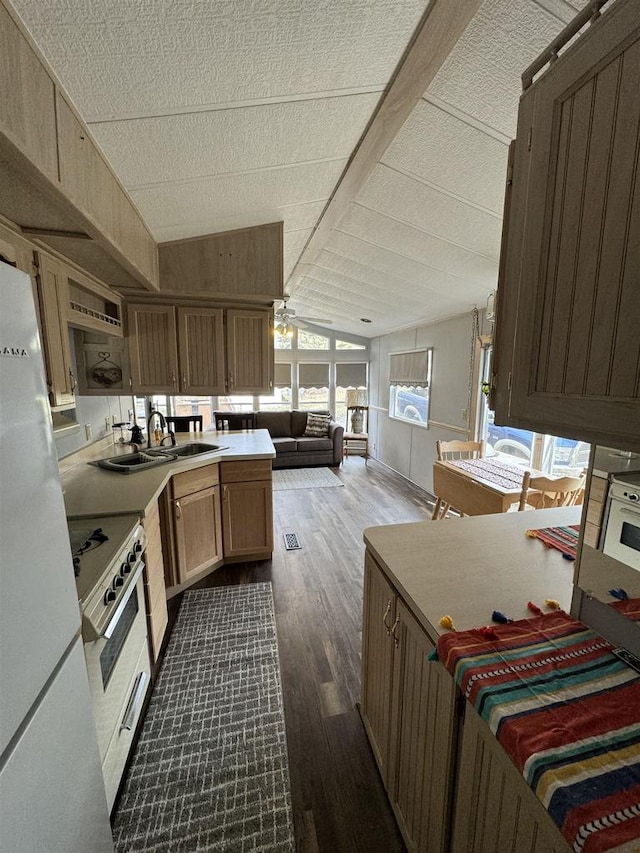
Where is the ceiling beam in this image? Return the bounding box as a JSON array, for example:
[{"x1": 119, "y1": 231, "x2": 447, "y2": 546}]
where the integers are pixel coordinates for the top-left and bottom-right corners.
[{"x1": 289, "y1": 0, "x2": 483, "y2": 287}]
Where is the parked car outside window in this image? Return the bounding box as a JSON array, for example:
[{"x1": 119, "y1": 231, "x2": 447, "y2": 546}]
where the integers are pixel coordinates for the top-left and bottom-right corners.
[
  {"x1": 486, "y1": 412, "x2": 589, "y2": 475},
  {"x1": 390, "y1": 386, "x2": 429, "y2": 424}
]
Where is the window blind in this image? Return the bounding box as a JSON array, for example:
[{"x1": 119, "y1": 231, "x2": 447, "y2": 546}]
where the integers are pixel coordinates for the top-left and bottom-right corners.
[
  {"x1": 389, "y1": 350, "x2": 430, "y2": 386},
  {"x1": 274, "y1": 363, "x2": 292, "y2": 387},
  {"x1": 336, "y1": 362, "x2": 367, "y2": 388},
  {"x1": 298, "y1": 363, "x2": 329, "y2": 388}
]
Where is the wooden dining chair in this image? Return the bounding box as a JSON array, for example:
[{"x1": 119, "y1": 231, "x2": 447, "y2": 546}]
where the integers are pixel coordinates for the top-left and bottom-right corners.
[
  {"x1": 214, "y1": 411, "x2": 255, "y2": 431},
  {"x1": 432, "y1": 439, "x2": 486, "y2": 520},
  {"x1": 165, "y1": 415, "x2": 203, "y2": 433},
  {"x1": 518, "y1": 470, "x2": 586, "y2": 511}
]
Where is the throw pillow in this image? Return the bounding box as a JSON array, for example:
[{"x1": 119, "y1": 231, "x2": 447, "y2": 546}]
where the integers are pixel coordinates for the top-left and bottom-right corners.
[{"x1": 303, "y1": 413, "x2": 331, "y2": 437}]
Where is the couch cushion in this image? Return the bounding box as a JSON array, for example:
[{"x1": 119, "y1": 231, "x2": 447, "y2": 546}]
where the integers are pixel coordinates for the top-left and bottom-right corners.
[
  {"x1": 295, "y1": 437, "x2": 333, "y2": 452},
  {"x1": 271, "y1": 436, "x2": 298, "y2": 453},
  {"x1": 255, "y1": 411, "x2": 292, "y2": 438}
]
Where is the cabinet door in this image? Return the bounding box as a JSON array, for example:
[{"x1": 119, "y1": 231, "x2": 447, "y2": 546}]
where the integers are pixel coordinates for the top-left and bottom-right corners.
[
  {"x1": 360, "y1": 553, "x2": 397, "y2": 785},
  {"x1": 452, "y1": 702, "x2": 569, "y2": 853},
  {"x1": 127, "y1": 303, "x2": 178, "y2": 394},
  {"x1": 172, "y1": 485, "x2": 223, "y2": 583},
  {"x1": 495, "y1": 1, "x2": 640, "y2": 451},
  {"x1": 226, "y1": 308, "x2": 273, "y2": 394},
  {"x1": 221, "y1": 480, "x2": 273, "y2": 559},
  {"x1": 0, "y1": 4, "x2": 58, "y2": 182},
  {"x1": 35, "y1": 253, "x2": 76, "y2": 407},
  {"x1": 390, "y1": 600, "x2": 457, "y2": 853},
  {"x1": 176, "y1": 306, "x2": 225, "y2": 394}
]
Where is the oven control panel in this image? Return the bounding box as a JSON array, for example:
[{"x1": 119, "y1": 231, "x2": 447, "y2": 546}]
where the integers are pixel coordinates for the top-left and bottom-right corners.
[{"x1": 67, "y1": 515, "x2": 146, "y2": 641}]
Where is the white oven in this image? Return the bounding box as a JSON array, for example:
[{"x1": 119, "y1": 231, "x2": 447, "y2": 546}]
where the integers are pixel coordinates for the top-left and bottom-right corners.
[
  {"x1": 68, "y1": 515, "x2": 151, "y2": 811},
  {"x1": 603, "y1": 473, "x2": 640, "y2": 572}
]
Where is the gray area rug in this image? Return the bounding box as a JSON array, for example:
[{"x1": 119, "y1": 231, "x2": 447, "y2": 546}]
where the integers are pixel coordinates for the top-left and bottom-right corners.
[
  {"x1": 112, "y1": 583, "x2": 295, "y2": 853},
  {"x1": 272, "y1": 466, "x2": 344, "y2": 491}
]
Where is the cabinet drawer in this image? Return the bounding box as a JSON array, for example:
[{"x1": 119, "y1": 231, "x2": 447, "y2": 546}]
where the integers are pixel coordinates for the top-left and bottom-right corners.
[
  {"x1": 220, "y1": 459, "x2": 272, "y2": 483},
  {"x1": 589, "y1": 476, "x2": 607, "y2": 504},
  {"x1": 172, "y1": 462, "x2": 219, "y2": 498},
  {"x1": 583, "y1": 521, "x2": 601, "y2": 549},
  {"x1": 148, "y1": 593, "x2": 168, "y2": 662}
]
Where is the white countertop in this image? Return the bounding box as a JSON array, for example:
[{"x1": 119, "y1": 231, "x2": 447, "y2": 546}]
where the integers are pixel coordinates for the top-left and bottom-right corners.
[
  {"x1": 592, "y1": 445, "x2": 640, "y2": 479},
  {"x1": 63, "y1": 430, "x2": 275, "y2": 519},
  {"x1": 364, "y1": 506, "x2": 582, "y2": 641}
]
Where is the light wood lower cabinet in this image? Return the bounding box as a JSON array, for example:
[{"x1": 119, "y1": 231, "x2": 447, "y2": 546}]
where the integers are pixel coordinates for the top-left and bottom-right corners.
[
  {"x1": 142, "y1": 501, "x2": 168, "y2": 664},
  {"x1": 220, "y1": 459, "x2": 273, "y2": 561},
  {"x1": 163, "y1": 463, "x2": 224, "y2": 588},
  {"x1": 451, "y1": 703, "x2": 569, "y2": 853},
  {"x1": 363, "y1": 550, "x2": 573, "y2": 853},
  {"x1": 361, "y1": 553, "x2": 457, "y2": 853}
]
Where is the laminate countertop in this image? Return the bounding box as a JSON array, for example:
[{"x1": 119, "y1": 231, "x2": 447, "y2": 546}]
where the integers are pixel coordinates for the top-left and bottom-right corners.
[
  {"x1": 62, "y1": 430, "x2": 275, "y2": 519},
  {"x1": 364, "y1": 506, "x2": 582, "y2": 641}
]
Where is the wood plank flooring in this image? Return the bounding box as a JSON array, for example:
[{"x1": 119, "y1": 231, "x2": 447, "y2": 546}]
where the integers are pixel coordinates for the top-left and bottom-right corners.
[{"x1": 169, "y1": 458, "x2": 436, "y2": 853}]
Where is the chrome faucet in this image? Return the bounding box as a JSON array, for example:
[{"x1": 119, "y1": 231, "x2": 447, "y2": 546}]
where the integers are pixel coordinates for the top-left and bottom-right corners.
[{"x1": 146, "y1": 409, "x2": 176, "y2": 448}]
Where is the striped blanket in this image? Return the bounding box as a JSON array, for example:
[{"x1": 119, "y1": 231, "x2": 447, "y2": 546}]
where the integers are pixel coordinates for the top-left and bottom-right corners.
[
  {"x1": 529, "y1": 524, "x2": 580, "y2": 559},
  {"x1": 437, "y1": 612, "x2": 640, "y2": 852}
]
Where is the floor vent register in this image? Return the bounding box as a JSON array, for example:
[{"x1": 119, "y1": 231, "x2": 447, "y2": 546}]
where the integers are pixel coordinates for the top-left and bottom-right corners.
[{"x1": 283, "y1": 531, "x2": 302, "y2": 551}]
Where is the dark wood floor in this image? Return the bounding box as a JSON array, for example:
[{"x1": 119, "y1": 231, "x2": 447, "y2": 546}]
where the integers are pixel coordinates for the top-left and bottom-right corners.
[{"x1": 173, "y1": 457, "x2": 436, "y2": 852}]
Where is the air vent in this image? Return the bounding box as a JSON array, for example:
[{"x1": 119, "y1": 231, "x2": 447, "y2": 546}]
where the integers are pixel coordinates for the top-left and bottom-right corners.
[{"x1": 283, "y1": 531, "x2": 301, "y2": 551}]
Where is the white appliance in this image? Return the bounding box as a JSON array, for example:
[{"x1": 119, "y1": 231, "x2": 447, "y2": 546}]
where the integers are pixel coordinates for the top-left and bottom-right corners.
[
  {"x1": 0, "y1": 262, "x2": 114, "y2": 852},
  {"x1": 603, "y1": 472, "x2": 640, "y2": 571},
  {"x1": 67, "y1": 515, "x2": 151, "y2": 810}
]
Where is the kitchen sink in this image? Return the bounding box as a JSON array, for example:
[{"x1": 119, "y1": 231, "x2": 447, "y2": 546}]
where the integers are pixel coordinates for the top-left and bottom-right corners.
[
  {"x1": 94, "y1": 451, "x2": 178, "y2": 473},
  {"x1": 149, "y1": 442, "x2": 225, "y2": 458}
]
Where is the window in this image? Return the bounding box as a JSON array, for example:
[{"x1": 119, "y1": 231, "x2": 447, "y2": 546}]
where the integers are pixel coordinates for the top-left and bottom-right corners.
[
  {"x1": 274, "y1": 330, "x2": 292, "y2": 350},
  {"x1": 336, "y1": 339, "x2": 366, "y2": 350},
  {"x1": 260, "y1": 363, "x2": 292, "y2": 411},
  {"x1": 389, "y1": 349, "x2": 432, "y2": 425},
  {"x1": 298, "y1": 363, "x2": 330, "y2": 410},
  {"x1": 298, "y1": 330, "x2": 329, "y2": 350},
  {"x1": 479, "y1": 347, "x2": 590, "y2": 476},
  {"x1": 336, "y1": 362, "x2": 367, "y2": 425}
]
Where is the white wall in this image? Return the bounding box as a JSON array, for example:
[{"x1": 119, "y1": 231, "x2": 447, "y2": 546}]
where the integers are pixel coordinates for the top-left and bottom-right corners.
[{"x1": 369, "y1": 311, "x2": 488, "y2": 494}]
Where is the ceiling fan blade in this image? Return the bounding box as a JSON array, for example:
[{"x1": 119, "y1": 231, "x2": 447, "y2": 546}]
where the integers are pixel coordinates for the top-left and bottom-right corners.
[{"x1": 296, "y1": 316, "x2": 333, "y2": 325}]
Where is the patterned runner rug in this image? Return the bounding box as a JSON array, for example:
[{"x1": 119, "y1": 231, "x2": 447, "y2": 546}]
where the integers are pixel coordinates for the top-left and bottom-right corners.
[
  {"x1": 112, "y1": 583, "x2": 295, "y2": 853},
  {"x1": 272, "y1": 466, "x2": 344, "y2": 490}
]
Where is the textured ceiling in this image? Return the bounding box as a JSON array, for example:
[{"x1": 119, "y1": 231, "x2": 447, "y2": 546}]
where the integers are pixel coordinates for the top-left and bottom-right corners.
[{"x1": 9, "y1": 0, "x2": 588, "y2": 337}]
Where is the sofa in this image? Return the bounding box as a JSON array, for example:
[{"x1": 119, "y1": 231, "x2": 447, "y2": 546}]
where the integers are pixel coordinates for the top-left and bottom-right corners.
[{"x1": 254, "y1": 410, "x2": 344, "y2": 468}]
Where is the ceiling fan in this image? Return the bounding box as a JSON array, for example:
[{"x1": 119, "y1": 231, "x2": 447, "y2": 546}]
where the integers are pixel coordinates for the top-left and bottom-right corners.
[{"x1": 274, "y1": 298, "x2": 333, "y2": 336}]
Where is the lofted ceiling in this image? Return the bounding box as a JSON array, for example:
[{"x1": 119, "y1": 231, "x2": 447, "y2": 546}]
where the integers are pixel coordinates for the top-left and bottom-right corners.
[{"x1": 9, "y1": 0, "x2": 587, "y2": 338}]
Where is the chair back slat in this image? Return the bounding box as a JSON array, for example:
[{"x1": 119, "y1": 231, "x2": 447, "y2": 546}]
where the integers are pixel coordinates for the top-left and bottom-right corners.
[
  {"x1": 518, "y1": 470, "x2": 586, "y2": 511},
  {"x1": 166, "y1": 415, "x2": 203, "y2": 433}
]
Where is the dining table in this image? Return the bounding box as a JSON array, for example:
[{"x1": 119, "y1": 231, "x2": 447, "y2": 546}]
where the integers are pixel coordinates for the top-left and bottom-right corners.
[{"x1": 432, "y1": 456, "x2": 534, "y2": 519}]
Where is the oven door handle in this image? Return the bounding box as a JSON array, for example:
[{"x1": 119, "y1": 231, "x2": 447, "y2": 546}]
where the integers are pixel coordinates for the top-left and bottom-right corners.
[
  {"x1": 103, "y1": 561, "x2": 145, "y2": 640},
  {"x1": 120, "y1": 670, "x2": 150, "y2": 733},
  {"x1": 619, "y1": 506, "x2": 640, "y2": 519}
]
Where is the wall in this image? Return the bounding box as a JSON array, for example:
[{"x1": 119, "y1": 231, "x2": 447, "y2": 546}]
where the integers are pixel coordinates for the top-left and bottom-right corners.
[{"x1": 369, "y1": 311, "x2": 489, "y2": 493}]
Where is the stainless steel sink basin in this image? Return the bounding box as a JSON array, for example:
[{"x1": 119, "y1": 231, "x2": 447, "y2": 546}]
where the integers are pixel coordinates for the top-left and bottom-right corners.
[
  {"x1": 149, "y1": 442, "x2": 225, "y2": 458},
  {"x1": 94, "y1": 451, "x2": 177, "y2": 473}
]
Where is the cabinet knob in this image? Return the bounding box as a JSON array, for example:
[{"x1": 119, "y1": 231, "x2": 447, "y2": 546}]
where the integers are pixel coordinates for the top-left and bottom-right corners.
[
  {"x1": 391, "y1": 616, "x2": 400, "y2": 648},
  {"x1": 175, "y1": 500, "x2": 182, "y2": 520},
  {"x1": 172, "y1": 369, "x2": 177, "y2": 388},
  {"x1": 69, "y1": 368, "x2": 77, "y2": 392}
]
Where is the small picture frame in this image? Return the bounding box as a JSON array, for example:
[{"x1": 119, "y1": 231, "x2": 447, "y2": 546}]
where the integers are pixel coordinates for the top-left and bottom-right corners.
[{"x1": 76, "y1": 338, "x2": 129, "y2": 395}]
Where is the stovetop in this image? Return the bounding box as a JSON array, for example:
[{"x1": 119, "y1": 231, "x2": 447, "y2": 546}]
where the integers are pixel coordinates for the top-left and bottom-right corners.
[{"x1": 67, "y1": 514, "x2": 142, "y2": 602}]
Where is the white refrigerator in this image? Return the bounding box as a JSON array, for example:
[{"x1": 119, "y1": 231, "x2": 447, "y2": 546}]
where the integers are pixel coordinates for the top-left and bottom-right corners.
[{"x1": 0, "y1": 262, "x2": 114, "y2": 852}]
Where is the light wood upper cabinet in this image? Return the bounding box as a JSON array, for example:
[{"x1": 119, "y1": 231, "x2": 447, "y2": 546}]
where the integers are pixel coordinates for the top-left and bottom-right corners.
[
  {"x1": 56, "y1": 92, "x2": 159, "y2": 291},
  {"x1": 127, "y1": 303, "x2": 179, "y2": 394},
  {"x1": 127, "y1": 303, "x2": 273, "y2": 395},
  {"x1": 34, "y1": 252, "x2": 76, "y2": 407},
  {"x1": 493, "y1": 0, "x2": 640, "y2": 452},
  {"x1": 158, "y1": 222, "x2": 283, "y2": 300},
  {"x1": 176, "y1": 306, "x2": 225, "y2": 394},
  {"x1": 0, "y1": 4, "x2": 57, "y2": 182},
  {"x1": 226, "y1": 308, "x2": 273, "y2": 394}
]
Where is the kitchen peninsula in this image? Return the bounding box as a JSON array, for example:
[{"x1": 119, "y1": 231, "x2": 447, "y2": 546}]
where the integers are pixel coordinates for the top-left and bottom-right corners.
[{"x1": 361, "y1": 506, "x2": 583, "y2": 853}]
